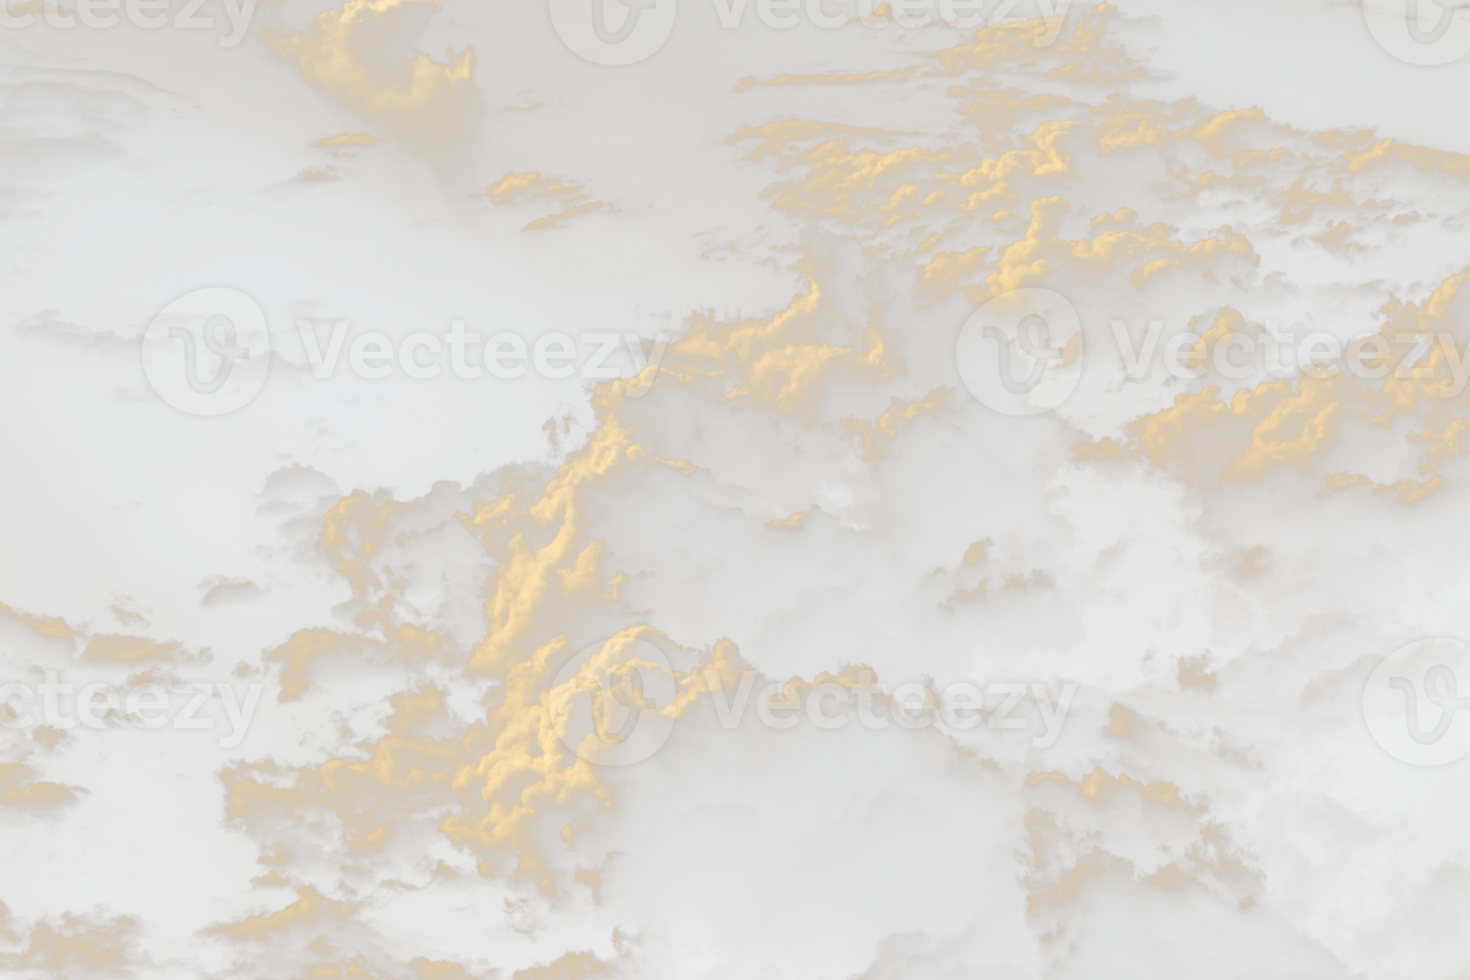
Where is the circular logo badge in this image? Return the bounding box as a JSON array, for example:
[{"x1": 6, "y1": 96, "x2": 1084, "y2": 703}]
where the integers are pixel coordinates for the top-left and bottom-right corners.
[
  {"x1": 1364, "y1": 637, "x2": 1470, "y2": 766},
  {"x1": 956, "y1": 287, "x2": 1083, "y2": 417},
  {"x1": 1364, "y1": 0, "x2": 1470, "y2": 65},
  {"x1": 549, "y1": 0, "x2": 677, "y2": 66},
  {"x1": 142, "y1": 287, "x2": 270, "y2": 417},
  {"x1": 551, "y1": 633, "x2": 677, "y2": 766}
]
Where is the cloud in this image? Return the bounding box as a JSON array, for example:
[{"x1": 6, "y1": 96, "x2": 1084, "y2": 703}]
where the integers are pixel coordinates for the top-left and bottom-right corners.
[
  {"x1": 1087, "y1": 271, "x2": 1470, "y2": 646},
  {"x1": 0, "y1": 905, "x2": 161, "y2": 980},
  {"x1": 0, "y1": 763, "x2": 85, "y2": 813},
  {"x1": 246, "y1": 224, "x2": 1099, "y2": 690},
  {"x1": 0, "y1": 728, "x2": 85, "y2": 834},
  {"x1": 217, "y1": 687, "x2": 467, "y2": 887},
  {"x1": 0, "y1": 602, "x2": 213, "y2": 678},
  {"x1": 198, "y1": 575, "x2": 270, "y2": 614},
  {"x1": 258, "y1": 166, "x2": 341, "y2": 202},
  {"x1": 308, "y1": 130, "x2": 379, "y2": 160},
  {"x1": 0, "y1": 71, "x2": 149, "y2": 219},
  {"x1": 729, "y1": 6, "x2": 1470, "y2": 276},
  {"x1": 195, "y1": 887, "x2": 496, "y2": 980},
  {"x1": 252, "y1": 0, "x2": 482, "y2": 199},
  {"x1": 1017, "y1": 799, "x2": 1346, "y2": 975},
  {"x1": 108, "y1": 593, "x2": 152, "y2": 631},
  {"x1": 263, "y1": 625, "x2": 464, "y2": 702},
  {"x1": 11, "y1": 1, "x2": 1470, "y2": 976},
  {"x1": 258, "y1": 464, "x2": 344, "y2": 515},
  {"x1": 261, "y1": 132, "x2": 382, "y2": 201},
  {"x1": 473, "y1": 172, "x2": 629, "y2": 233},
  {"x1": 493, "y1": 89, "x2": 561, "y2": 116},
  {"x1": 8, "y1": 308, "x2": 143, "y2": 362}
]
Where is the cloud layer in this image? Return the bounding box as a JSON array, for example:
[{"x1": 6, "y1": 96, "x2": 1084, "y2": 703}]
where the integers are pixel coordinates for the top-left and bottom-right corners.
[{"x1": 3, "y1": 1, "x2": 1470, "y2": 977}]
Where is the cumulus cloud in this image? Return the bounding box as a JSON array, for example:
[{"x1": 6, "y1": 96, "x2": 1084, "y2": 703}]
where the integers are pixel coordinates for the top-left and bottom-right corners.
[
  {"x1": 198, "y1": 575, "x2": 270, "y2": 614},
  {"x1": 473, "y1": 172, "x2": 629, "y2": 233}
]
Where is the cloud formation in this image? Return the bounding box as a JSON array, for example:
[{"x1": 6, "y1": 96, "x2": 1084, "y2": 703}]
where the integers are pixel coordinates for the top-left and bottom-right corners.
[
  {"x1": 252, "y1": 0, "x2": 482, "y2": 196},
  {"x1": 473, "y1": 172, "x2": 629, "y2": 233},
  {"x1": 0, "y1": 49, "x2": 165, "y2": 224},
  {"x1": 198, "y1": 7, "x2": 1470, "y2": 980},
  {"x1": 8, "y1": 310, "x2": 143, "y2": 364},
  {"x1": 198, "y1": 578, "x2": 270, "y2": 608},
  {"x1": 0, "y1": 905, "x2": 160, "y2": 980},
  {"x1": 0, "y1": 599, "x2": 213, "y2": 675},
  {"x1": 5, "y1": 1, "x2": 1470, "y2": 977}
]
